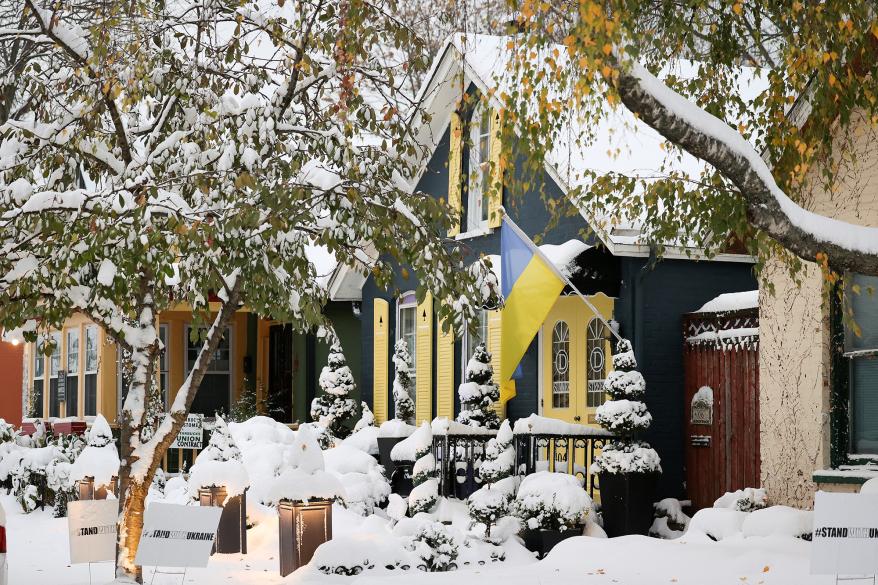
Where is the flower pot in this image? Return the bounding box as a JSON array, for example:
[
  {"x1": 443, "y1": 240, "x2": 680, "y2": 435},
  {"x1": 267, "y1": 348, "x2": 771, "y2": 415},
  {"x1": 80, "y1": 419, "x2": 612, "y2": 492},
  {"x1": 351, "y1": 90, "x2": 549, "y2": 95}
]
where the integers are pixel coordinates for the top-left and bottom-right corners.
[
  {"x1": 521, "y1": 528, "x2": 580, "y2": 559},
  {"x1": 377, "y1": 437, "x2": 406, "y2": 480},
  {"x1": 199, "y1": 486, "x2": 247, "y2": 555},
  {"x1": 278, "y1": 498, "x2": 332, "y2": 577},
  {"x1": 389, "y1": 462, "x2": 414, "y2": 497},
  {"x1": 597, "y1": 471, "x2": 658, "y2": 537}
]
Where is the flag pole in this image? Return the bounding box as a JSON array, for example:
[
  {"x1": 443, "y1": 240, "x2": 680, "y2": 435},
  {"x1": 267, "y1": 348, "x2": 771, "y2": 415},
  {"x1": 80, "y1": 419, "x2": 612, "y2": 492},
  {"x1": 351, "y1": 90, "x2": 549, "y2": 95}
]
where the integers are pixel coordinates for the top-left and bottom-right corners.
[{"x1": 501, "y1": 209, "x2": 623, "y2": 343}]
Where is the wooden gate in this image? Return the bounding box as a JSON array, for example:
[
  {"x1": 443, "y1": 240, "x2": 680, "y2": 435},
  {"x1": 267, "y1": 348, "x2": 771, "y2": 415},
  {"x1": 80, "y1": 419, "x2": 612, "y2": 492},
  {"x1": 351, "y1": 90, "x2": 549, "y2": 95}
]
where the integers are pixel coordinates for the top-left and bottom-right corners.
[{"x1": 683, "y1": 307, "x2": 759, "y2": 510}]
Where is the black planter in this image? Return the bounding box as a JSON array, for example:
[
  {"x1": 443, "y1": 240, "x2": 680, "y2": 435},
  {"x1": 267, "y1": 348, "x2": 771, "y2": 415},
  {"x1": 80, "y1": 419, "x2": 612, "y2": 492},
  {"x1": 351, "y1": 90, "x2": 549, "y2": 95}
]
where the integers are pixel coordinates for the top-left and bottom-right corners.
[
  {"x1": 389, "y1": 462, "x2": 414, "y2": 497},
  {"x1": 521, "y1": 528, "x2": 580, "y2": 559},
  {"x1": 377, "y1": 437, "x2": 406, "y2": 480},
  {"x1": 597, "y1": 471, "x2": 658, "y2": 537}
]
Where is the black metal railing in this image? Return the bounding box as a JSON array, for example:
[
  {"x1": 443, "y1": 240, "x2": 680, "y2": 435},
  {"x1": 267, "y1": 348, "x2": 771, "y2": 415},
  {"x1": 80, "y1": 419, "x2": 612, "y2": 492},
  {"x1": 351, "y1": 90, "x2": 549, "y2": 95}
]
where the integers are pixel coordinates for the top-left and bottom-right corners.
[
  {"x1": 432, "y1": 433, "x2": 495, "y2": 498},
  {"x1": 514, "y1": 432, "x2": 612, "y2": 499}
]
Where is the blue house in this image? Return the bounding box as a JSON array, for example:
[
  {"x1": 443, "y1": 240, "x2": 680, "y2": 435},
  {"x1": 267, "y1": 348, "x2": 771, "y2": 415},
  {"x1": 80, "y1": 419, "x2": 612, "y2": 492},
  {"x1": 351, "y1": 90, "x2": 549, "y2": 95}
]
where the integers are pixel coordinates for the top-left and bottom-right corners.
[{"x1": 334, "y1": 35, "x2": 758, "y2": 500}]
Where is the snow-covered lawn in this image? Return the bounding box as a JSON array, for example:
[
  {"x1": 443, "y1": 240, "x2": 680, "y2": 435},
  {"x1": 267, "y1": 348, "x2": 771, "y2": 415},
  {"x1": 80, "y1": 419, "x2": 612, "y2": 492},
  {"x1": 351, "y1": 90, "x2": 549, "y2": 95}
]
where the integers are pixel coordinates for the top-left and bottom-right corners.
[{"x1": 6, "y1": 491, "x2": 829, "y2": 585}]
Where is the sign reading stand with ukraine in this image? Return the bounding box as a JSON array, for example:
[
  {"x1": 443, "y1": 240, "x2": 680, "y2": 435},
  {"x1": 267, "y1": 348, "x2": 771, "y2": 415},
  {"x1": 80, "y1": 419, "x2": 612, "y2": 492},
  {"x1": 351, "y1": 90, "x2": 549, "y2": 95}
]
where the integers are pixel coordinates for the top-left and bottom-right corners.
[{"x1": 499, "y1": 216, "x2": 566, "y2": 404}]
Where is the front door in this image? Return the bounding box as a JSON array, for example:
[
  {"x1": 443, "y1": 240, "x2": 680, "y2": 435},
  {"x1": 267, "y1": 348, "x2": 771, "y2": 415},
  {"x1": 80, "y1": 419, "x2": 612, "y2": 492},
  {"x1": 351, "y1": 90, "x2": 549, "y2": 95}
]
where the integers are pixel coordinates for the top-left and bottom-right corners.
[
  {"x1": 268, "y1": 324, "x2": 294, "y2": 422},
  {"x1": 541, "y1": 294, "x2": 614, "y2": 426}
]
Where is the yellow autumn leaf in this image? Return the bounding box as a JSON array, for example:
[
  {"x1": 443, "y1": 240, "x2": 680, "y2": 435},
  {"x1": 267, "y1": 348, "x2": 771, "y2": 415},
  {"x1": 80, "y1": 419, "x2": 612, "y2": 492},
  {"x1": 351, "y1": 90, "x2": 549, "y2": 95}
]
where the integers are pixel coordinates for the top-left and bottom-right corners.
[
  {"x1": 602, "y1": 43, "x2": 613, "y2": 56},
  {"x1": 732, "y1": 3, "x2": 742, "y2": 15}
]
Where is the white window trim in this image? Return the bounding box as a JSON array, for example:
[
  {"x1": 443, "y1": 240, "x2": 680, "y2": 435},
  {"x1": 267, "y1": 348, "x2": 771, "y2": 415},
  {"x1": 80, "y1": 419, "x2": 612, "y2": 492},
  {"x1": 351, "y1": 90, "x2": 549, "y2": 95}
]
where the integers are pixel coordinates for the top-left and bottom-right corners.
[
  {"x1": 454, "y1": 226, "x2": 495, "y2": 241},
  {"x1": 466, "y1": 101, "x2": 491, "y2": 234},
  {"x1": 396, "y1": 291, "x2": 418, "y2": 380},
  {"x1": 183, "y1": 323, "x2": 234, "y2": 417}
]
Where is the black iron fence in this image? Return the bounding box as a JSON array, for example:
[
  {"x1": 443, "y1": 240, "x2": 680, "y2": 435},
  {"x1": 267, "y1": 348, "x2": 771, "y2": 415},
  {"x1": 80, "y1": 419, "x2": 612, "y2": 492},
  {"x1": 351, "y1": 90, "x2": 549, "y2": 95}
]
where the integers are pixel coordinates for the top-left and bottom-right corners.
[
  {"x1": 432, "y1": 433, "x2": 495, "y2": 498},
  {"x1": 513, "y1": 431, "x2": 611, "y2": 499}
]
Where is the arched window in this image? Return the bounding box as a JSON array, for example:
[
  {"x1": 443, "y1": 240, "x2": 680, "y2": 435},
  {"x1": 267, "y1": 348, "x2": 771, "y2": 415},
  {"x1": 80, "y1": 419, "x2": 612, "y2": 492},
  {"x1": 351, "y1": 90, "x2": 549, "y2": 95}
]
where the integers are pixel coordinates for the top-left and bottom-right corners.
[
  {"x1": 552, "y1": 321, "x2": 570, "y2": 408},
  {"x1": 466, "y1": 101, "x2": 491, "y2": 232},
  {"x1": 586, "y1": 318, "x2": 609, "y2": 408}
]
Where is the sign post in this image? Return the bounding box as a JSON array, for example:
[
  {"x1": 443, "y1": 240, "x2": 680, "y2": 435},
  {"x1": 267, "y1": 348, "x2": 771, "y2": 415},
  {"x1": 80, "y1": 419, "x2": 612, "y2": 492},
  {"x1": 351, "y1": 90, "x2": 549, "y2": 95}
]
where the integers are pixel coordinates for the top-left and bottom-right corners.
[
  {"x1": 170, "y1": 414, "x2": 204, "y2": 450},
  {"x1": 811, "y1": 491, "x2": 878, "y2": 584}
]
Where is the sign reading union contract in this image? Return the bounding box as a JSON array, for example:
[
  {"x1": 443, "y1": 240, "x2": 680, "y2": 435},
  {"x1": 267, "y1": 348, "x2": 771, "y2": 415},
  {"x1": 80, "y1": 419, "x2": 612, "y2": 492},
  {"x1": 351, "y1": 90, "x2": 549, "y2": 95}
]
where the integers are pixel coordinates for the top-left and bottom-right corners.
[
  {"x1": 135, "y1": 503, "x2": 222, "y2": 568},
  {"x1": 811, "y1": 491, "x2": 878, "y2": 575},
  {"x1": 170, "y1": 413, "x2": 204, "y2": 449}
]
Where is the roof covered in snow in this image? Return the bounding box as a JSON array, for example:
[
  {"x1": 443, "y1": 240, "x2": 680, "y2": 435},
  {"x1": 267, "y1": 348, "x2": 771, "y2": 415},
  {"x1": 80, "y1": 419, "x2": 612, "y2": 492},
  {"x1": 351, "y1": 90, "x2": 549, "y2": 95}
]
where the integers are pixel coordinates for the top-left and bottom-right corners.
[{"x1": 694, "y1": 290, "x2": 758, "y2": 314}]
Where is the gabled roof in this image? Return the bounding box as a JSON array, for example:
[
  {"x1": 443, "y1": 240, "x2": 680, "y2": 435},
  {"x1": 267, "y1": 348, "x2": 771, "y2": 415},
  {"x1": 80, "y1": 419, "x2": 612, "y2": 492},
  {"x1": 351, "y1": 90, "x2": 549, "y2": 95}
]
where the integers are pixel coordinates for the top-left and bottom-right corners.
[{"x1": 411, "y1": 34, "x2": 766, "y2": 262}]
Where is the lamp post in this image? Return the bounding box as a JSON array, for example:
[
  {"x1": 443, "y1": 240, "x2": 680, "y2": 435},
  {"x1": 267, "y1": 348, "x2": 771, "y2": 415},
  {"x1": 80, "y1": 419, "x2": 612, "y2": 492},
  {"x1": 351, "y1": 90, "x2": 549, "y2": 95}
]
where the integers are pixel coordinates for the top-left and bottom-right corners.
[
  {"x1": 198, "y1": 485, "x2": 247, "y2": 554},
  {"x1": 277, "y1": 499, "x2": 332, "y2": 577}
]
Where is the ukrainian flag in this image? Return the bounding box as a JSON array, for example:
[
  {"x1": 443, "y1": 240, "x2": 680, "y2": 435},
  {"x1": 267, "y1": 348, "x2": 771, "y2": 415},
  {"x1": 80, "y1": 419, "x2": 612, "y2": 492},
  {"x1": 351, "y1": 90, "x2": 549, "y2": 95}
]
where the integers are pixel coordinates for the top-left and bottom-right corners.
[{"x1": 499, "y1": 217, "x2": 565, "y2": 403}]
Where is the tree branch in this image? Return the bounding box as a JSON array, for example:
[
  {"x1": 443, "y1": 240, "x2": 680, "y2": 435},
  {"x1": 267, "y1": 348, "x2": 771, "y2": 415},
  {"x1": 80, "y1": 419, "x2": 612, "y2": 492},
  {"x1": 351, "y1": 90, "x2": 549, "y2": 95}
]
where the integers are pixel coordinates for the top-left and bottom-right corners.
[{"x1": 614, "y1": 59, "x2": 878, "y2": 276}]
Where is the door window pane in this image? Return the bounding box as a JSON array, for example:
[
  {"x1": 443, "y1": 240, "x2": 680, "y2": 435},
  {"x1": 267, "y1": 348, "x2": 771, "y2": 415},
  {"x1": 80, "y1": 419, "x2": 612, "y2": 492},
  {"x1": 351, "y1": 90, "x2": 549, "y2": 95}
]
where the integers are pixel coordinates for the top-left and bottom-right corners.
[
  {"x1": 552, "y1": 321, "x2": 570, "y2": 409},
  {"x1": 586, "y1": 319, "x2": 609, "y2": 408}
]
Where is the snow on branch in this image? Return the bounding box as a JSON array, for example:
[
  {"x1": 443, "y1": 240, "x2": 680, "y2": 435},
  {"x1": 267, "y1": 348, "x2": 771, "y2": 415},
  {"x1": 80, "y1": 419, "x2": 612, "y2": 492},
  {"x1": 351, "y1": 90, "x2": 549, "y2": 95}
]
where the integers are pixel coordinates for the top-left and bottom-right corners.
[{"x1": 616, "y1": 59, "x2": 878, "y2": 275}]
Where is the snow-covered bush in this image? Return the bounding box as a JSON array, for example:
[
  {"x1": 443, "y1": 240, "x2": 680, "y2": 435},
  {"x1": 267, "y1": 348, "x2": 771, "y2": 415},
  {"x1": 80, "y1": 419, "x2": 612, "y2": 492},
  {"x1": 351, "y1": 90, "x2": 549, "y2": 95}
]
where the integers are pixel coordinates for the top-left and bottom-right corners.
[
  {"x1": 314, "y1": 535, "x2": 417, "y2": 575},
  {"x1": 714, "y1": 487, "x2": 767, "y2": 512},
  {"x1": 407, "y1": 522, "x2": 459, "y2": 572},
  {"x1": 343, "y1": 424, "x2": 380, "y2": 456},
  {"x1": 310, "y1": 342, "x2": 359, "y2": 438},
  {"x1": 187, "y1": 415, "x2": 250, "y2": 501},
  {"x1": 266, "y1": 425, "x2": 344, "y2": 505},
  {"x1": 650, "y1": 498, "x2": 691, "y2": 540},
  {"x1": 456, "y1": 343, "x2": 500, "y2": 430},
  {"x1": 229, "y1": 377, "x2": 261, "y2": 423},
  {"x1": 407, "y1": 422, "x2": 437, "y2": 515},
  {"x1": 46, "y1": 432, "x2": 85, "y2": 517},
  {"x1": 513, "y1": 471, "x2": 592, "y2": 531},
  {"x1": 392, "y1": 340, "x2": 415, "y2": 423},
  {"x1": 354, "y1": 402, "x2": 376, "y2": 432},
  {"x1": 10, "y1": 444, "x2": 62, "y2": 513},
  {"x1": 323, "y1": 445, "x2": 390, "y2": 514},
  {"x1": 0, "y1": 419, "x2": 15, "y2": 443},
  {"x1": 70, "y1": 415, "x2": 120, "y2": 489},
  {"x1": 468, "y1": 420, "x2": 515, "y2": 540},
  {"x1": 591, "y1": 339, "x2": 661, "y2": 475}
]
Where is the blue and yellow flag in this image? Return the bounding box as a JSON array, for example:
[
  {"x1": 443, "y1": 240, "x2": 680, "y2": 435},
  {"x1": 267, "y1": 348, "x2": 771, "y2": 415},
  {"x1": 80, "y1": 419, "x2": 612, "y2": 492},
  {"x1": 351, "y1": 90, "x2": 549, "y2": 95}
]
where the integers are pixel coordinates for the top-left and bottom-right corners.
[{"x1": 499, "y1": 217, "x2": 565, "y2": 403}]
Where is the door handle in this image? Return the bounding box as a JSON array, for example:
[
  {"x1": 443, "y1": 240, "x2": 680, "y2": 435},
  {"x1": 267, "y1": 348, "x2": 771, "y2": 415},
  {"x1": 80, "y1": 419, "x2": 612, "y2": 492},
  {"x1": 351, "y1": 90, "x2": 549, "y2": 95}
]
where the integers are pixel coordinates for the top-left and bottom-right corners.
[{"x1": 574, "y1": 415, "x2": 581, "y2": 422}]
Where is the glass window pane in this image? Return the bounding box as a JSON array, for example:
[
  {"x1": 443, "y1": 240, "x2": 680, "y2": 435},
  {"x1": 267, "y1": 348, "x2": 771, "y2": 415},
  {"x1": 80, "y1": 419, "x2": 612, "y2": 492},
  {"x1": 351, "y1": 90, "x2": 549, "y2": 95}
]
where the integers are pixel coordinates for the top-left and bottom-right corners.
[
  {"x1": 85, "y1": 326, "x2": 99, "y2": 373},
  {"x1": 552, "y1": 321, "x2": 570, "y2": 409},
  {"x1": 84, "y1": 374, "x2": 97, "y2": 416},
  {"x1": 49, "y1": 332, "x2": 61, "y2": 376},
  {"x1": 852, "y1": 357, "x2": 878, "y2": 454},
  {"x1": 849, "y1": 273, "x2": 878, "y2": 351},
  {"x1": 187, "y1": 327, "x2": 230, "y2": 373},
  {"x1": 32, "y1": 379, "x2": 44, "y2": 417},
  {"x1": 399, "y1": 305, "x2": 417, "y2": 378},
  {"x1": 34, "y1": 339, "x2": 45, "y2": 379},
  {"x1": 67, "y1": 330, "x2": 80, "y2": 374}
]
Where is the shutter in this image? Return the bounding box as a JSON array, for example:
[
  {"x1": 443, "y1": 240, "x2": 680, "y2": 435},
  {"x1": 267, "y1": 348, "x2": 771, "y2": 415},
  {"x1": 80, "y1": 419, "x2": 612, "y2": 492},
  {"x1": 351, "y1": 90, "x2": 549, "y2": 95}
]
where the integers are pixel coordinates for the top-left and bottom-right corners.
[
  {"x1": 415, "y1": 292, "x2": 433, "y2": 423},
  {"x1": 447, "y1": 111, "x2": 463, "y2": 237},
  {"x1": 487, "y1": 308, "x2": 504, "y2": 417},
  {"x1": 436, "y1": 317, "x2": 455, "y2": 420},
  {"x1": 372, "y1": 299, "x2": 389, "y2": 423},
  {"x1": 487, "y1": 107, "x2": 504, "y2": 228}
]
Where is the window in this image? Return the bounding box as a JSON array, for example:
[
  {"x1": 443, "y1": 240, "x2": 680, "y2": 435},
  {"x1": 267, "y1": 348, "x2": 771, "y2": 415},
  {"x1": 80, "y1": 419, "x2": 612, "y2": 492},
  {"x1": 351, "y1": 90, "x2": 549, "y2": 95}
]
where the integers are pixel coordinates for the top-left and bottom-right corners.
[
  {"x1": 84, "y1": 325, "x2": 99, "y2": 416},
  {"x1": 586, "y1": 318, "x2": 609, "y2": 408},
  {"x1": 466, "y1": 101, "x2": 491, "y2": 233},
  {"x1": 32, "y1": 338, "x2": 45, "y2": 418},
  {"x1": 552, "y1": 321, "x2": 570, "y2": 408},
  {"x1": 397, "y1": 293, "x2": 418, "y2": 380},
  {"x1": 48, "y1": 331, "x2": 61, "y2": 417},
  {"x1": 66, "y1": 329, "x2": 80, "y2": 418},
  {"x1": 846, "y1": 273, "x2": 878, "y2": 454},
  {"x1": 159, "y1": 325, "x2": 169, "y2": 409},
  {"x1": 186, "y1": 326, "x2": 232, "y2": 417},
  {"x1": 463, "y1": 309, "x2": 489, "y2": 375}
]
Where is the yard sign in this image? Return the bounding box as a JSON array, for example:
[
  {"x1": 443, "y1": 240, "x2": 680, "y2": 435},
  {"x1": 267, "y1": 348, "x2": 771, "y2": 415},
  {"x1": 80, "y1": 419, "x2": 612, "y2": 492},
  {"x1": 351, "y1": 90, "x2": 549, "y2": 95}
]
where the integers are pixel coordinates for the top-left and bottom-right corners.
[
  {"x1": 67, "y1": 500, "x2": 117, "y2": 564},
  {"x1": 134, "y1": 503, "x2": 222, "y2": 568},
  {"x1": 811, "y1": 491, "x2": 878, "y2": 575},
  {"x1": 170, "y1": 413, "x2": 204, "y2": 449}
]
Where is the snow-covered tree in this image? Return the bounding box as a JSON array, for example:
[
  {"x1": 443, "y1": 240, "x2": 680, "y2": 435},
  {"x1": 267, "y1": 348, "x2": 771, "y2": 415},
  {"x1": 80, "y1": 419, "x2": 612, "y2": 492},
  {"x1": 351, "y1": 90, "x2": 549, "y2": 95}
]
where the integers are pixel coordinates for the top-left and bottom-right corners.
[
  {"x1": 407, "y1": 521, "x2": 459, "y2": 572},
  {"x1": 354, "y1": 401, "x2": 376, "y2": 432},
  {"x1": 47, "y1": 432, "x2": 86, "y2": 518},
  {"x1": 392, "y1": 340, "x2": 416, "y2": 423},
  {"x1": 408, "y1": 422, "x2": 437, "y2": 515},
  {"x1": 310, "y1": 341, "x2": 358, "y2": 438},
  {"x1": 70, "y1": 414, "x2": 121, "y2": 488},
  {"x1": 591, "y1": 339, "x2": 661, "y2": 475},
  {"x1": 467, "y1": 420, "x2": 514, "y2": 540},
  {"x1": 456, "y1": 343, "x2": 500, "y2": 430},
  {"x1": 187, "y1": 415, "x2": 249, "y2": 500},
  {"x1": 0, "y1": 1, "x2": 494, "y2": 578},
  {"x1": 229, "y1": 377, "x2": 260, "y2": 423}
]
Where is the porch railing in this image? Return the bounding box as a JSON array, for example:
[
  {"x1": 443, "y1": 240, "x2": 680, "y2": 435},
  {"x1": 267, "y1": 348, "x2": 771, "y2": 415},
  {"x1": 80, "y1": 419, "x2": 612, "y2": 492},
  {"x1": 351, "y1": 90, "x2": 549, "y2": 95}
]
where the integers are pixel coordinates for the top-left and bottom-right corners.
[{"x1": 432, "y1": 432, "x2": 496, "y2": 498}]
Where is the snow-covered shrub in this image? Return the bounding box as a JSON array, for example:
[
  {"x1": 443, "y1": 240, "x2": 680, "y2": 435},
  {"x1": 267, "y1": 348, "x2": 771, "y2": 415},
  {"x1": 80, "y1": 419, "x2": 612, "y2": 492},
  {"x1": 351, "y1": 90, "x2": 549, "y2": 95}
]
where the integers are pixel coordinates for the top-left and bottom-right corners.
[
  {"x1": 741, "y1": 506, "x2": 813, "y2": 539},
  {"x1": 229, "y1": 377, "x2": 261, "y2": 422},
  {"x1": 649, "y1": 498, "x2": 691, "y2": 539},
  {"x1": 387, "y1": 493, "x2": 408, "y2": 523},
  {"x1": 407, "y1": 422, "x2": 437, "y2": 515},
  {"x1": 0, "y1": 419, "x2": 15, "y2": 443},
  {"x1": 70, "y1": 414, "x2": 120, "y2": 489},
  {"x1": 187, "y1": 415, "x2": 250, "y2": 501},
  {"x1": 344, "y1": 424, "x2": 379, "y2": 455},
  {"x1": 314, "y1": 534, "x2": 417, "y2": 575},
  {"x1": 10, "y1": 444, "x2": 61, "y2": 513},
  {"x1": 456, "y1": 343, "x2": 500, "y2": 430},
  {"x1": 687, "y1": 508, "x2": 748, "y2": 541},
  {"x1": 45, "y1": 432, "x2": 85, "y2": 517},
  {"x1": 323, "y1": 444, "x2": 390, "y2": 514},
  {"x1": 310, "y1": 342, "x2": 359, "y2": 439},
  {"x1": 468, "y1": 420, "x2": 514, "y2": 541},
  {"x1": 151, "y1": 467, "x2": 167, "y2": 496},
  {"x1": 391, "y1": 340, "x2": 415, "y2": 422},
  {"x1": 714, "y1": 487, "x2": 767, "y2": 512},
  {"x1": 354, "y1": 401, "x2": 376, "y2": 432},
  {"x1": 407, "y1": 522, "x2": 459, "y2": 572},
  {"x1": 266, "y1": 425, "x2": 344, "y2": 505},
  {"x1": 513, "y1": 471, "x2": 592, "y2": 531},
  {"x1": 592, "y1": 339, "x2": 661, "y2": 475}
]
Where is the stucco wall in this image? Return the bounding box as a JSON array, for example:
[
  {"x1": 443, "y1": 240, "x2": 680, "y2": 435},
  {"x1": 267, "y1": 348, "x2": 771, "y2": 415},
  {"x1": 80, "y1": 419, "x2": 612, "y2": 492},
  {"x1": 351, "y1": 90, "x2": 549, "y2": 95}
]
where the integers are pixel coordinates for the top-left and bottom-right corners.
[{"x1": 759, "y1": 113, "x2": 878, "y2": 508}]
